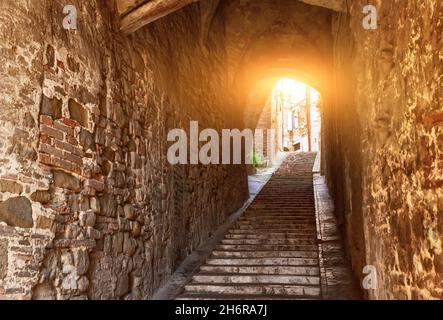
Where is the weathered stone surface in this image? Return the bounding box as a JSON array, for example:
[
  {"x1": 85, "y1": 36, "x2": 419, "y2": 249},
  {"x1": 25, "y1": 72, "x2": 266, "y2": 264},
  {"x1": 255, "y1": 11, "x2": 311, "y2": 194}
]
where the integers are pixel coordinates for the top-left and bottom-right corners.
[
  {"x1": 32, "y1": 283, "x2": 55, "y2": 300},
  {"x1": 45, "y1": 45, "x2": 55, "y2": 67},
  {"x1": 89, "y1": 197, "x2": 100, "y2": 213},
  {"x1": 123, "y1": 204, "x2": 136, "y2": 220},
  {"x1": 113, "y1": 104, "x2": 128, "y2": 129},
  {"x1": 0, "y1": 0, "x2": 335, "y2": 301},
  {"x1": 326, "y1": 0, "x2": 443, "y2": 300},
  {"x1": 73, "y1": 249, "x2": 90, "y2": 276},
  {"x1": 79, "y1": 129, "x2": 95, "y2": 152},
  {"x1": 79, "y1": 210, "x2": 96, "y2": 227},
  {"x1": 87, "y1": 227, "x2": 101, "y2": 240},
  {"x1": 0, "y1": 179, "x2": 23, "y2": 194},
  {"x1": 77, "y1": 276, "x2": 89, "y2": 292},
  {"x1": 123, "y1": 233, "x2": 137, "y2": 256},
  {"x1": 52, "y1": 170, "x2": 80, "y2": 191},
  {"x1": 0, "y1": 239, "x2": 7, "y2": 279},
  {"x1": 131, "y1": 221, "x2": 141, "y2": 237},
  {"x1": 24, "y1": 112, "x2": 36, "y2": 128},
  {"x1": 102, "y1": 147, "x2": 115, "y2": 162},
  {"x1": 30, "y1": 190, "x2": 52, "y2": 204},
  {"x1": 67, "y1": 55, "x2": 80, "y2": 73},
  {"x1": 40, "y1": 95, "x2": 62, "y2": 119},
  {"x1": 99, "y1": 194, "x2": 117, "y2": 217},
  {"x1": 68, "y1": 99, "x2": 88, "y2": 127},
  {"x1": 0, "y1": 197, "x2": 33, "y2": 228},
  {"x1": 65, "y1": 224, "x2": 81, "y2": 239},
  {"x1": 112, "y1": 233, "x2": 124, "y2": 255},
  {"x1": 115, "y1": 274, "x2": 129, "y2": 297},
  {"x1": 62, "y1": 272, "x2": 78, "y2": 291},
  {"x1": 36, "y1": 215, "x2": 53, "y2": 230}
]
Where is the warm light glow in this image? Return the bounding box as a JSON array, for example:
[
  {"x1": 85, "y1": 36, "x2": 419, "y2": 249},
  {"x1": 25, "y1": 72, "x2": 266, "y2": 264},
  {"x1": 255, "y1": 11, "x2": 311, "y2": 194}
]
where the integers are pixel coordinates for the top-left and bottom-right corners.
[
  {"x1": 271, "y1": 78, "x2": 322, "y2": 153},
  {"x1": 274, "y1": 78, "x2": 320, "y2": 105}
]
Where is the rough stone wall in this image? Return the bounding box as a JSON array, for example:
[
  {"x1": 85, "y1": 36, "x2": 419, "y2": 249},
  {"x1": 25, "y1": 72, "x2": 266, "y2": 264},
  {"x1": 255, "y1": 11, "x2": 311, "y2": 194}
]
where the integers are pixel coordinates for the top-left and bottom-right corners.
[
  {"x1": 328, "y1": 0, "x2": 443, "y2": 299},
  {"x1": 323, "y1": 11, "x2": 367, "y2": 287},
  {"x1": 0, "y1": 0, "x2": 248, "y2": 300}
]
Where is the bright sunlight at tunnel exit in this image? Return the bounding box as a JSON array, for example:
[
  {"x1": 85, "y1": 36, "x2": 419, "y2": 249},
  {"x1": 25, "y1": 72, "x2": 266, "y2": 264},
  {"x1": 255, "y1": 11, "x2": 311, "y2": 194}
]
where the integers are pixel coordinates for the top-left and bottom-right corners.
[{"x1": 271, "y1": 78, "x2": 321, "y2": 153}]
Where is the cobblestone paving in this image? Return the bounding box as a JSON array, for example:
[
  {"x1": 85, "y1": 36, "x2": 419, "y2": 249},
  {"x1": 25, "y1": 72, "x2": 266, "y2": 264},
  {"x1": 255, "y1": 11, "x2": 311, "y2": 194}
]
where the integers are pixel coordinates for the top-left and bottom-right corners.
[{"x1": 177, "y1": 152, "x2": 361, "y2": 300}]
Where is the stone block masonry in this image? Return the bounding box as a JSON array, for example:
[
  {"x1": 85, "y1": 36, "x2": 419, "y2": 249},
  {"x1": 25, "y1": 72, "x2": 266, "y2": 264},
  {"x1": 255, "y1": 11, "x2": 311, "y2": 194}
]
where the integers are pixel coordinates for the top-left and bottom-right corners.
[
  {"x1": 2, "y1": 0, "x2": 439, "y2": 301},
  {"x1": 0, "y1": 0, "x2": 248, "y2": 300},
  {"x1": 325, "y1": 0, "x2": 443, "y2": 300}
]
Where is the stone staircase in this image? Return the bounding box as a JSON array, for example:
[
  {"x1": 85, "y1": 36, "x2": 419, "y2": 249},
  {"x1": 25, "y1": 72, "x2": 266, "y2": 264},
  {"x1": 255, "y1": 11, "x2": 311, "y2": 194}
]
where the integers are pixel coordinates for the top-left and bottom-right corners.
[{"x1": 178, "y1": 153, "x2": 320, "y2": 300}]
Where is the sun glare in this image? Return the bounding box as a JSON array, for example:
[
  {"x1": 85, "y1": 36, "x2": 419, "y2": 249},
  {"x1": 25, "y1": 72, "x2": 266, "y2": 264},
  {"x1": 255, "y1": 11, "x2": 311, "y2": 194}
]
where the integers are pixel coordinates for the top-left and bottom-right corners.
[
  {"x1": 270, "y1": 78, "x2": 322, "y2": 153},
  {"x1": 274, "y1": 78, "x2": 320, "y2": 105}
]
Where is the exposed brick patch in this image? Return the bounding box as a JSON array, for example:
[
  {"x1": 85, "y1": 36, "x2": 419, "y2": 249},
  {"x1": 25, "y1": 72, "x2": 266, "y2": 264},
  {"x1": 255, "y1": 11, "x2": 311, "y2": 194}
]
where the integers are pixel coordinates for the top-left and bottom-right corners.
[
  {"x1": 40, "y1": 133, "x2": 53, "y2": 145},
  {"x1": 84, "y1": 179, "x2": 105, "y2": 192},
  {"x1": 40, "y1": 125, "x2": 63, "y2": 141},
  {"x1": 54, "y1": 140, "x2": 83, "y2": 156},
  {"x1": 40, "y1": 115, "x2": 53, "y2": 126},
  {"x1": 38, "y1": 112, "x2": 87, "y2": 175},
  {"x1": 64, "y1": 152, "x2": 82, "y2": 165},
  {"x1": 53, "y1": 121, "x2": 75, "y2": 136},
  {"x1": 62, "y1": 117, "x2": 80, "y2": 128},
  {"x1": 51, "y1": 157, "x2": 73, "y2": 172},
  {"x1": 40, "y1": 143, "x2": 63, "y2": 158}
]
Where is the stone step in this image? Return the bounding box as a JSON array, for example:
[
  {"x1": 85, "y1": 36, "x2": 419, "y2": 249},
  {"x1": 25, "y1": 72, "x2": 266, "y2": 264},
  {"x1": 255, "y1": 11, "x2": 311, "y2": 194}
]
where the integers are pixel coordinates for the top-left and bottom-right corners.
[
  {"x1": 252, "y1": 202, "x2": 314, "y2": 204},
  {"x1": 247, "y1": 206, "x2": 314, "y2": 209},
  {"x1": 238, "y1": 220, "x2": 315, "y2": 225},
  {"x1": 176, "y1": 292, "x2": 319, "y2": 300},
  {"x1": 236, "y1": 225, "x2": 316, "y2": 230},
  {"x1": 228, "y1": 229, "x2": 314, "y2": 235},
  {"x1": 183, "y1": 283, "x2": 321, "y2": 297},
  {"x1": 224, "y1": 233, "x2": 317, "y2": 240},
  {"x1": 220, "y1": 239, "x2": 316, "y2": 245},
  {"x1": 206, "y1": 257, "x2": 318, "y2": 266},
  {"x1": 235, "y1": 223, "x2": 316, "y2": 228},
  {"x1": 192, "y1": 274, "x2": 320, "y2": 285},
  {"x1": 211, "y1": 250, "x2": 318, "y2": 259},
  {"x1": 216, "y1": 244, "x2": 318, "y2": 251},
  {"x1": 175, "y1": 153, "x2": 323, "y2": 300},
  {"x1": 237, "y1": 219, "x2": 316, "y2": 224},
  {"x1": 244, "y1": 211, "x2": 315, "y2": 215},
  {"x1": 243, "y1": 215, "x2": 315, "y2": 219},
  {"x1": 239, "y1": 216, "x2": 315, "y2": 221},
  {"x1": 238, "y1": 217, "x2": 315, "y2": 221},
  {"x1": 199, "y1": 265, "x2": 320, "y2": 276},
  {"x1": 248, "y1": 204, "x2": 314, "y2": 206},
  {"x1": 248, "y1": 203, "x2": 313, "y2": 205}
]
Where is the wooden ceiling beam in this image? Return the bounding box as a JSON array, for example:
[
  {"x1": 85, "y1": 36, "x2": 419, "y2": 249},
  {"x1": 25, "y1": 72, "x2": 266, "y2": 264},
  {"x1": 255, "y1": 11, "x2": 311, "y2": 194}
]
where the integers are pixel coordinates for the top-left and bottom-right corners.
[
  {"x1": 120, "y1": 0, "x2": 199, "y2": 34},
  {"x1": 118, "y1": 0, "x2": 347, "y2": 35},
  {"x1": 298, "y1": 0, "x2": 347, "y2": 12}
]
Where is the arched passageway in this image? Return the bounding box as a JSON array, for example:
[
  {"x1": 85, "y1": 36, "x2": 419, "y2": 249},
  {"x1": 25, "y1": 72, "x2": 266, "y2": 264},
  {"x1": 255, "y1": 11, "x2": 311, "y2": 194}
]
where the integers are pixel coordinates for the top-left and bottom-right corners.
[{"x1": 0, "y1": 0, "x2": 442, "y2": 301}]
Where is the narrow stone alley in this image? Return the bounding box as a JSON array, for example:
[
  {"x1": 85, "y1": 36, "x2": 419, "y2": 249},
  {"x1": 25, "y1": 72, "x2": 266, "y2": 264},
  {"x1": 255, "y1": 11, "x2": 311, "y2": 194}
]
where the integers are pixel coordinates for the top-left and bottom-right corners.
[
  {"x1": 154, "y1": 153, "x2": 360, "y2": 300},
  {"x1": 0, "y1": 0, "x2": 442, "y2": 301}
]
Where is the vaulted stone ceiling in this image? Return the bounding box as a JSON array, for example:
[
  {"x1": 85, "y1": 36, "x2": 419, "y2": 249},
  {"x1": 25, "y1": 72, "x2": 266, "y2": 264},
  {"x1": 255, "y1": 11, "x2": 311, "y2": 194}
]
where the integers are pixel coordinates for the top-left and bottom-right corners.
[
  {"x1": 217, "y1": 0, "x2": 332, "y2": 128},
  {"x1": 117, "y1": 0, "x2": 345, "y2": 33},
  {"x1": 116, "y1": 0, "x2": 335, "y2": 128}
]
